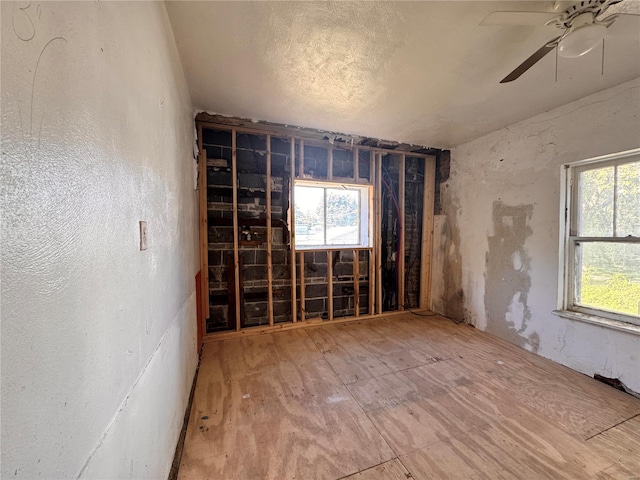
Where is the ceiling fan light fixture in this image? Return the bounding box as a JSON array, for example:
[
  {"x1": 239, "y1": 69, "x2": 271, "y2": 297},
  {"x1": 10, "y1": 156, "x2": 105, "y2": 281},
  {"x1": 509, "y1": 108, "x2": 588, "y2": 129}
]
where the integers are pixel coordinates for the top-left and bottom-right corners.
[{"x1": 557, "y1": 23, "x2": 607, "y2": 58}]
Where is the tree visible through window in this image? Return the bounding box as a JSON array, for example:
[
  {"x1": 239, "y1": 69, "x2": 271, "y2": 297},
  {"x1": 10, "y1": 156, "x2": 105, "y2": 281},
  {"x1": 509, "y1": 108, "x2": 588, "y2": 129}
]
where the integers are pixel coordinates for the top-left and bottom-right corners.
[
  {"x1": 562, "y1": 151, "x2": 640, "y2": 324},
  {"x1": 294, "y1": 181, "x2": 371, "y2": 248}
]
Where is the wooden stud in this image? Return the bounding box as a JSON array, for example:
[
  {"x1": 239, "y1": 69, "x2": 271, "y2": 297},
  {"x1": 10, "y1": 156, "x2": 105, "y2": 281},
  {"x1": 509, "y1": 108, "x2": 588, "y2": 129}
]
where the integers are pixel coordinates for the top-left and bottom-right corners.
[
  {"x1": 298, "y1": 140, "x2": 305, "y2": 319},
  {"x1": 420, "y1": 156, "x2": 436, "y2": 310},
  {"x1": 299, "y1": 138, "x2": 304, "y2": 178},
  {"x1": 198, "y1": 126, "x2": 209, "y2": 328},
  {"x1": 232, "y1": 129, "x2": 241, "y2": 331},
  {"x1": 327, "y1": 250, "x2": 334, "y2": 321},
  {"x1": 354, "y1": 249, "x2": 360, "y2": 317},
  {"x1": 398, "y1": 154, "x2": 406, "y2": 311},
  {"x1": 266, "y1": 135, "x2": 274, "y2": 327},
  {"x1": 290, "y1": 138, "x2": 298, "y2": 322},
  {"x1": 354, "y1": 146, "x2": 359, "y2": 182},
  {"x1": 375, "y1": 153, "x2": 383, "y2": 315},
  {"x1": 299, "y1": 252, "x2": 305, "y2": 320},
  {"x1": 369, "y1": 154, "x2": 376, "y2": 316}
]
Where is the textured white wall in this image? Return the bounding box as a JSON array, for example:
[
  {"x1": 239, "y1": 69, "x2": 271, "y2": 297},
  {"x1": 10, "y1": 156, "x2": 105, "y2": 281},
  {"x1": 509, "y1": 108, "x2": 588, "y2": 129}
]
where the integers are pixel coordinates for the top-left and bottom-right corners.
[
  {"x1": 433, "y1": 78, "x2": 640, "y2": 392},
  {"x1": 1, "y1": 2, "x2": 199, "y2": 478}
]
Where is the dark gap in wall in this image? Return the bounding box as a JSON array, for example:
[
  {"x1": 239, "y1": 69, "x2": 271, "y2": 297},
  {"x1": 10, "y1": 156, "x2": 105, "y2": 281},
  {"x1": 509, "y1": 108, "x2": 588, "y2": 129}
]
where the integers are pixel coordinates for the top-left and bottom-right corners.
[
  {"x1": 381, "y1": 154, "x2": 400, "y2": 311},
  {"x1": 435, "y1": 149, "x2": 451, "y2": 215},
  {"x1": 404, "y1": 157, "x2": 425, "y2": 308}
]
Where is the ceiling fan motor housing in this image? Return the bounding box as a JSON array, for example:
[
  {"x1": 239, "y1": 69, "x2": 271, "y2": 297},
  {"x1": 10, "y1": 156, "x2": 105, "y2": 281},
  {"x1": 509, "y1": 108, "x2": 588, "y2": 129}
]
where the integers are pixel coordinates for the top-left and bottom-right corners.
[
  {"x1": 558, "y1": 11, "x2": 608, "y2": 57},
  {"x1": 556, "y1": 0, "x2": 621, "y2": 28}
]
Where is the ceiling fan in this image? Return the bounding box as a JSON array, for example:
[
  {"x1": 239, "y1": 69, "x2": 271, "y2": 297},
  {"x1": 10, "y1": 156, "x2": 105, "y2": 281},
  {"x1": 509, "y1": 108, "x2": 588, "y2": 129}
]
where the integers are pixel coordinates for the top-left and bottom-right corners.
[{"x1": 481, "y1": 0, "x2": 640, "y2": 83}]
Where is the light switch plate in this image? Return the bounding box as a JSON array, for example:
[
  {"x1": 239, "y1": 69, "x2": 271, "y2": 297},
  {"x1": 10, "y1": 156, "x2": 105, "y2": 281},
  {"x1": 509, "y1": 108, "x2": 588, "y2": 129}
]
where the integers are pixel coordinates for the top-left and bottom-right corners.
[{"x1": 139, "y1": 221, "x2": 148, "y2": 250}]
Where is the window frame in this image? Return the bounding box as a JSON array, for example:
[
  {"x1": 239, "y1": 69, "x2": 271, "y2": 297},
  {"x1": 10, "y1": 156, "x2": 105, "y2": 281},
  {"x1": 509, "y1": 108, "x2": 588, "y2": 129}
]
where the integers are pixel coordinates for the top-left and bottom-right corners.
[
  {"x1": 558, "y1": 148, "x2": 640, "y2": 327},
  {"x1": 293, "y1": 179, "x2": 373, "y2": 250}
]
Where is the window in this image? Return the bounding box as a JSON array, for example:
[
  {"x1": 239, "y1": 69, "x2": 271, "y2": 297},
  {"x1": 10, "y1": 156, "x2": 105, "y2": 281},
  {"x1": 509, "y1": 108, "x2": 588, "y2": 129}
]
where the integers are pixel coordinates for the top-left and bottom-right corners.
[
  {"x1": 560, "y1": 149, "x2": 640, "y2": 326},
  {"x1": 294, "y1": 180, "x2": 372, "y2": 249}
]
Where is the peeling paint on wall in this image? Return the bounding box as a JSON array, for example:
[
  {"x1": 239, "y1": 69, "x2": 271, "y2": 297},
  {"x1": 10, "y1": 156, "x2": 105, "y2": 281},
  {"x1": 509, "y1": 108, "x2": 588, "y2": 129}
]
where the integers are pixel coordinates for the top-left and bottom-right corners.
[{"x1": 484, "y1": 201, "x2": 539, "y2": 351}]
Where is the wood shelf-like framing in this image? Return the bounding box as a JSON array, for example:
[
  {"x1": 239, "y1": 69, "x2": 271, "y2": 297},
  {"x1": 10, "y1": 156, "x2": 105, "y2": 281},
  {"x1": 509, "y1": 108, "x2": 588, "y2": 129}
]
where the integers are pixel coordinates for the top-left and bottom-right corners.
[{"x1": 197, "y1": 120, "x2": 436, "y2": 340}]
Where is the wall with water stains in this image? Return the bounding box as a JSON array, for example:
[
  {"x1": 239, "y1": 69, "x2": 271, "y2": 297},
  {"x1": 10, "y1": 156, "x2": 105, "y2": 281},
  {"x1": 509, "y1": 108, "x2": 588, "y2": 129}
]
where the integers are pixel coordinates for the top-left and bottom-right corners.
[
  {"x1": 432, "y1": 78, "x2": 640, "y2": 392},
  {"x1": 1, "y1": 2, "x2": 198, "y2": 478}
]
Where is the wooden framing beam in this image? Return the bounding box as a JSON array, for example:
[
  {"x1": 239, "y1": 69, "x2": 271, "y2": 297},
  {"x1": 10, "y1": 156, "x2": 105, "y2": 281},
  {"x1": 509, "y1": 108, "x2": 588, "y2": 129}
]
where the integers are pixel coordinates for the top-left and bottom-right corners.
[
  {"x1": 195, "y1": 114, "x2": 442, "y2": 157},
  {"x1": 195, "y1": 119, "x2": 435, "y2": 160},
  {"x1": 202, "y1": 308, "x2": 431, "y2": 342},
  {"x1": 375, "y1": 153, "x2": 383, "y2": 315},
  {"x1": 327, "y1": 250, "x2": 334, "y2": 321},
  {"x1": 198, "y1": 125, "x2": 209, "y2": 329},
  {"x1": 266, "y1": 134, "x2": 274, "y2": 326},
  {"x1": 368, "y1": 151, "x2": 375, "y2": 316},
  {"x1": 232, "y1": 130, "x2": 241, "y2": 331},
  {"x1": 354, "y1": 147, "x2": 359, "y2": 181},
  {"x1": 398, "y1": 154, "x2": 406, "y2": 311},
  {"x1": 299, "y1": 252, "x2": 305, "y2": 320},
  {"x1": 420, "y1": 155, "x2": 437, "y2": 310},
  {"x1": 290, "y1": 138, "x2": 298, "y2": 322},
  {"x1": 354, "y1": 249, "x2": 360, "y2": 317}
]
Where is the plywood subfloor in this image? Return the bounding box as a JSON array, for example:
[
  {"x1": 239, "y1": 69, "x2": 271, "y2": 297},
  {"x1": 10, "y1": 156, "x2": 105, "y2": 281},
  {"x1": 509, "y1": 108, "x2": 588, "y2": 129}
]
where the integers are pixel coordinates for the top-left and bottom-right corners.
[{"x1": 178, "y1": 314, "x2": 640, "y2": 479}]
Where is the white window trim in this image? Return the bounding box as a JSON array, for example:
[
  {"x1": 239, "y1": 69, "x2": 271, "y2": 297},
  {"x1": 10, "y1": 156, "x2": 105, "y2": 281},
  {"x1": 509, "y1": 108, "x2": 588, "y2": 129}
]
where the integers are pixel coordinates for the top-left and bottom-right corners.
[
  {"x1": 293, "y1": 179, "x2": 373, "y2": 250},
  {"x1": 557, "y1": 147, "x2": 640, "y2": 331}
]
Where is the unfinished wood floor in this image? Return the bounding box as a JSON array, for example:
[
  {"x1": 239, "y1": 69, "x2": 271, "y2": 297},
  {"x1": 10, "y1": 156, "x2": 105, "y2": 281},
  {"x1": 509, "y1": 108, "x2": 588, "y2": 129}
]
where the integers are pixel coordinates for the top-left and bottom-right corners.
[{"x1": 178, "y1": 314, "x2": 640, "y2": 479}]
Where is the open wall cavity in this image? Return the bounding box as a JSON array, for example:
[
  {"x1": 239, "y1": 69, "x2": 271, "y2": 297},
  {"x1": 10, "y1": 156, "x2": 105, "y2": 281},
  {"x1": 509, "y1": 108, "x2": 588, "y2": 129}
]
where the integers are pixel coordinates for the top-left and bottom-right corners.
[{"x1": 197, "y1": 121, "x2": 436, "y2": 337}]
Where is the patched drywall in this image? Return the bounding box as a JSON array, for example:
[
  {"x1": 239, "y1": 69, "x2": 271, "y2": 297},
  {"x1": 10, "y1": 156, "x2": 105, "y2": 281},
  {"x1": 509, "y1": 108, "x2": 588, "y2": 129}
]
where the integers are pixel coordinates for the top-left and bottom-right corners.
[
  {"x1": 431, "y1": 187, "x2": 464, "y2": 323},
  {"x1": 485, "y1": 201, "x2": 538, "y2": 352},
  {"x1": 433, "y1": 78, "x2": 640, "y2": 391},
  {"x1": 1, "y1": 2, "x2": 198, "y2": 478}
]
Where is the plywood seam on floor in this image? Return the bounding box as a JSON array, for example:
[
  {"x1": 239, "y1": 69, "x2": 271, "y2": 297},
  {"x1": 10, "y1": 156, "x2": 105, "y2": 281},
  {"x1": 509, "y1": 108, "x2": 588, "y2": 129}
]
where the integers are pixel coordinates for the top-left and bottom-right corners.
[
  {"x1": 344, "y1": 357, "x2": 454, "y2": 388},
  {"x1": 334, "y1": 457, "x2": 400, "y2": 480},
  {"x1": 585, "y1": 412, "x2": 640, "y2": 441},
  {"x1": 180, "y1": 314, "x2": 640, "y2": 480},
  {"x1": 303, "y1": 327, "x2": 408, "y2": 474}
]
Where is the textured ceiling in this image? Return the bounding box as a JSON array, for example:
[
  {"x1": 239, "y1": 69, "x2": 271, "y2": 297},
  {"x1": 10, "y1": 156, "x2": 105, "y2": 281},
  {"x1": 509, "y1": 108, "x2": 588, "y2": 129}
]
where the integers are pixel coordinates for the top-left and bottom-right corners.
[{"x1": 166, "y1": 1, "x2": 640, "y2": 148}]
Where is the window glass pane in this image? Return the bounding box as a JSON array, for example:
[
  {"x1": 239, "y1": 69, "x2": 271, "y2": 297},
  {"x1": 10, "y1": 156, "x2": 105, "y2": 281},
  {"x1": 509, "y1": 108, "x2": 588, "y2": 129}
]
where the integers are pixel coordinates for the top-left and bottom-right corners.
[
  {"x1": 326, "y1": 189, "x2": 360, "y2": 245},
  {"x1": 575, "y1": 242, "x2": 640, "y2": 317},
  {"x1": 294, "y1": 186, "x2": 324, "y2": 246},
  {"x1": 578, "y1": 166, "x2": 614, "y2": 236},
  {"x1": 616, "y1": 161, "x2": 640, "y2": 237}
]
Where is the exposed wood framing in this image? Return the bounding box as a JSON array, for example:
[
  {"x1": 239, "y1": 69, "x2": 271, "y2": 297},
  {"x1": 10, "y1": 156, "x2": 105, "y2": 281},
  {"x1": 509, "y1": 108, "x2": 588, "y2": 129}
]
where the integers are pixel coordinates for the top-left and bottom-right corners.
[
  {"x1": 398, "y1": 154, "x2": 406, "y2": 311},
  {"x1": 290, "y1": 138, "x2": 298, "y2": 322},
  {"x1": 354, "y1": 249, "x2": 360, "y2": 317},
  {"x1": 202, "y1": 309, "x2": 426, "y2": 342},
  {"x1": 368, "y1": 153, "x2": 376, "y2": 315},
  {"x1": 195, "y1": 112, "x2": 442, "y2": 156},
  {"x1": 198, "y1": 125, "x2": 209, "y2": 327},
  {"x1": 231, "y1": 130, "x2": 241, "y2": 331},
  {"x1": 299, "y1": 252, "x2": 305, "y2": 320},
  {"x1": 327, "y1": 251, "x2": 334, "y2": 321},
  {"x1": 354, "y1": 146, "x2": 359, "y2": 181},
  {"x1": 375, "y1": 153, "x2": 383, "y2": 315},
  {"x1": 197, "y1": 120, "x2": 437, "y2": 338},
  {"x1": 266, "y1": 135, "x2": 274, "y2": 326},
  {"x1": 420, "y1": 156, "x2": 437, "y2": 309}
]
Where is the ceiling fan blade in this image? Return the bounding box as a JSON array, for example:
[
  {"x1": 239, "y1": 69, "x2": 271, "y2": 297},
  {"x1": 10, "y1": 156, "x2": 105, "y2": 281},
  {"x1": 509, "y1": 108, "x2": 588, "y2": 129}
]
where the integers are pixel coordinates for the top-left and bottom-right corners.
[
  {"x1": 480, "y1": 11, "x2": 561, "y2": 26},
  {"x1": 500, "y1": 36, "x2": 563, "y2": 83}
]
